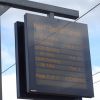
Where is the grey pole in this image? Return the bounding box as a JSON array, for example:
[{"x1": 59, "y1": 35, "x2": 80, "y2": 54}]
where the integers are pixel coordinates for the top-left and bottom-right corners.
[{"x1": 0, "y1": 17, "x2": 2, "y2": 100}]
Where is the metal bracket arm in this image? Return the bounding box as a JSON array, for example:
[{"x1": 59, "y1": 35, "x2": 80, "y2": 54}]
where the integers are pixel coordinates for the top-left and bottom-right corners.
[{"x1": 0, "y1": 0, "x2": 79, "y2": 19}]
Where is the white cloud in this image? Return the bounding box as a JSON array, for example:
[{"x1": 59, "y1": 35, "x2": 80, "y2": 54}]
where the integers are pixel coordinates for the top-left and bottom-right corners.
[
  {"x1": 2, "y1": 74, "x2": 31, "y2": 100},
  {"x1": 1, "y1": 48, "x2": 15, "y2": 65},
  {"x1": 1, "y1": 46, "x2": 15, "y2": 72},
  {"x1": 2, "y1": 74, "x2": 17, "y2": 100}
]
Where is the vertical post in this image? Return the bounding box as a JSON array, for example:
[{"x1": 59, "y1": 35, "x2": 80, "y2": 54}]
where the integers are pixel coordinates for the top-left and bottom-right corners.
[
  {"x1": 0, "y1": 17, "x2": 2, "y2": 100},
  {"x1": 47, "y1": 12, "x2": 54, "y2": 19}
]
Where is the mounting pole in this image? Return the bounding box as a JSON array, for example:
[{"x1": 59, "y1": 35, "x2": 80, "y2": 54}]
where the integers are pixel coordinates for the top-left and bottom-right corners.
[
  {"x1": 0, "y1": 17, "x2": 2, "y2": 100},
  {"x1": 47, "y1": 12, "x2": 54, "y2": 19}
]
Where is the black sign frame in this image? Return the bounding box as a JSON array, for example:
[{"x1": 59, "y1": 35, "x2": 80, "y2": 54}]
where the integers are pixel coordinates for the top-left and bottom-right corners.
[
  {"x1": 15, "y1": 21, "x2": 83, "y2": 100},
  {"x1": 23, "y1": 13, "x2": 93, "y2": 98}
]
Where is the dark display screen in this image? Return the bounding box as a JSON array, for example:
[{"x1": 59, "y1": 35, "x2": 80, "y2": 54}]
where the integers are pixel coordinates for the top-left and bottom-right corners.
[{"x1": 24, "y1": 13, "x2": 94, "y2": 97}]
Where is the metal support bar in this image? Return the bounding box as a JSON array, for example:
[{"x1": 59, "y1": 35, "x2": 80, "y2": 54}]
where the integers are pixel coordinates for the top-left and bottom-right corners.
[
  {"x1": 0, "y1": 17, "x2": 2, "y2": 100},
  {"x1": 47, "y1": 12, "x2": 54, "y2": 19},
  {"x1": 0, "y1": 0, "x2": 79, "y2": 19}
]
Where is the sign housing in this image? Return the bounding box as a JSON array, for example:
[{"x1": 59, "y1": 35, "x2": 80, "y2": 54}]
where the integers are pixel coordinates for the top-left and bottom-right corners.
[{"x1": 15, "y1": 13, "x2": 94, "y2": 99}]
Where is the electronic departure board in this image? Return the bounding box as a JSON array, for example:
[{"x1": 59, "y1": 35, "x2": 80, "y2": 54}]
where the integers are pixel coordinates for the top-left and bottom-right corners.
[{"x1": 23, "y1": 13, "x2": 93, "y2": 98}]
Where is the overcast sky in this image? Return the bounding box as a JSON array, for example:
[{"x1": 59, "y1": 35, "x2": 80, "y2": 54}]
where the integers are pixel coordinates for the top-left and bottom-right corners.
[{"x1": 1, "y1": 0, "x2": 100, "y2": 100}]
